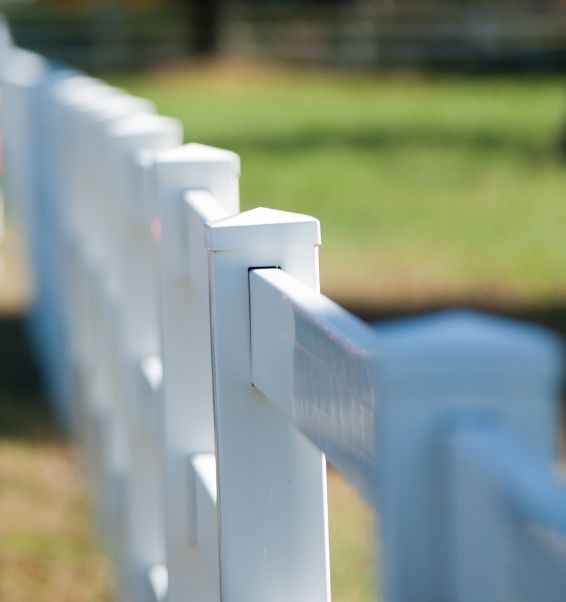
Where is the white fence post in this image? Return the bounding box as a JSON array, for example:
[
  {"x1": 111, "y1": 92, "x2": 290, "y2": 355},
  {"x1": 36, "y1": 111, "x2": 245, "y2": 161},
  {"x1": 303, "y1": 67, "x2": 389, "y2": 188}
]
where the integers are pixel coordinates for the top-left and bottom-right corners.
[
  {"x1": 62, "y1": 92, "x2": 157, "y2": 600},
  {"x1": 153, "y1": 143, "x2": 239, "y2": 602},
  {"x1": 372, "y1": 312, "x2": 563, "y2": 602},
  {"x1": 36, "y1": 69, "x2": 90, "y2": 430},
  {"x1": 104, "y1": 114, "x2": 183, "y2": 602},
  {"x1": 0, "y1": 51, "x2": 76, "y2": 421},
  {"x1": 47, "y1": 77, "x2": 123, "y2": 461},
  {"x1": 206, "y1": 208, "x2": 330, "y2": 601}
]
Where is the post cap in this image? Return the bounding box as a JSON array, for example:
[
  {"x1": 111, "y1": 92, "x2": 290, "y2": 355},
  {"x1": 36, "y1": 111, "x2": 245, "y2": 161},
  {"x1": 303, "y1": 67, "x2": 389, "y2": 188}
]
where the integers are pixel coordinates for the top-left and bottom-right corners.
[{"x1": 206, "y1": 206, "x2": 321, "y2": 251}]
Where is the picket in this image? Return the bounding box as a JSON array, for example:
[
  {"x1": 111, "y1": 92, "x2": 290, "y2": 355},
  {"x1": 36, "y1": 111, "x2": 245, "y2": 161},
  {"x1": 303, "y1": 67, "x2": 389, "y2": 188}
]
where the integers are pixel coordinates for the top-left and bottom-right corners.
[{"x1": 1, "y1": 22, "x2": 564, "y2": 602}]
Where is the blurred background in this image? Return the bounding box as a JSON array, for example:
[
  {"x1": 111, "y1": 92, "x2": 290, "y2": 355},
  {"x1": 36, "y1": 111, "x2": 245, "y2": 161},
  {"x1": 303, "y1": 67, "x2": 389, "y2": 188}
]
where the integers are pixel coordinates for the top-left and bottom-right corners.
[{"x1": 0, "y1": 0, "x2": 565, "y2": 600}]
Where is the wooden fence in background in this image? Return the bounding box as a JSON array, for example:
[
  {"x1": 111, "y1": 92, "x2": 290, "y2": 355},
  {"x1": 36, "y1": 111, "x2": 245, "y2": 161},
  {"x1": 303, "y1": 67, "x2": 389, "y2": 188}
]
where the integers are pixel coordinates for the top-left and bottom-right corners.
[{"x1": 5, "y1": 2, "x2": 566, "y2": 72}]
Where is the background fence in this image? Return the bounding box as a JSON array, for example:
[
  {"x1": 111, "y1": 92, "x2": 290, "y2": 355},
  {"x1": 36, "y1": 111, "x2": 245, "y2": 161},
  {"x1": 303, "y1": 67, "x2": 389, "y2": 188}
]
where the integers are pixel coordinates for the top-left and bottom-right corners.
[
  {"x1": 226, "y1": 1, "x2": 566, "y2": 72},
  {"x1": 1, "y1": 20, "x2": 566, "y2": 602},
  {"x1": 6, "y1": 2, "x2": 566, "y2": 72}
]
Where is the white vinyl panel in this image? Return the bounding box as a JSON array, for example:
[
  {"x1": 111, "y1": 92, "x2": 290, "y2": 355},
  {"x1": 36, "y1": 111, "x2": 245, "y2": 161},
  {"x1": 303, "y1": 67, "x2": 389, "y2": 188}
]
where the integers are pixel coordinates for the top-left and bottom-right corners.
[
  {"x1": 88, "y1": 112, "x2": 181, "y2": 602},
  {"x1": 112, "y1": 148, "x2": 175, "y2": 592},
  {"x1": 104, "y1": 119, "x2": 182, "y2": 601},
  {"x1": 207, "y1": 207, "x2": 330, "y2": 602}
]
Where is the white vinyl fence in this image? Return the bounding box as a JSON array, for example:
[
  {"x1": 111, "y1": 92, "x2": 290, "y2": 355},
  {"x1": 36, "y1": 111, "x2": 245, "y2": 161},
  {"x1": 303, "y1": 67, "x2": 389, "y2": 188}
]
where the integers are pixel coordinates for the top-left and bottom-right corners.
[{"x1": 1, "y1": 25, "x2": 565, "y2": 602}]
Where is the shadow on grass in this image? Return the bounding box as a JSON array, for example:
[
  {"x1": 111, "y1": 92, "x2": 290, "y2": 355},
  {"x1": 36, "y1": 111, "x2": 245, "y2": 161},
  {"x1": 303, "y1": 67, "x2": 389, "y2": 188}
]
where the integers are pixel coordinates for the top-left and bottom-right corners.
[
  {"x1": 0, "y1": 314, "x2": 57, "y2": 441},
  {"x1": 207, "y1": 127, "x2": 559, "y2": 162}
]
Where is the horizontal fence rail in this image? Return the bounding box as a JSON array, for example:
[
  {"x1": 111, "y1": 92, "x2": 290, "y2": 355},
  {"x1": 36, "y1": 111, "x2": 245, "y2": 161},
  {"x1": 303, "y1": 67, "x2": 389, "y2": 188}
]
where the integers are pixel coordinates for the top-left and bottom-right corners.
[
  {"x1": 0, "y1": 16, "x2": 565, "y2": 602},
  {"x1": 250, "y1": 267, "x2": 378, "y2": 502}
]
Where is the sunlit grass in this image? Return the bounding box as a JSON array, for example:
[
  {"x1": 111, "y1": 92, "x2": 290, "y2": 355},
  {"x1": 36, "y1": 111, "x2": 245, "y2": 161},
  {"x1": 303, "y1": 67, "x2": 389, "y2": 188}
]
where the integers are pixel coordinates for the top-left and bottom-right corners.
[
  {"x1": 0, "y1": 397, "x2": 112, "y2": 602},
  {"x1": 110, "y1": 65, "x2": 566, "y2": 305},
  {"x1": 328, "y1": 469, "x2": 376, "y2": 601}
]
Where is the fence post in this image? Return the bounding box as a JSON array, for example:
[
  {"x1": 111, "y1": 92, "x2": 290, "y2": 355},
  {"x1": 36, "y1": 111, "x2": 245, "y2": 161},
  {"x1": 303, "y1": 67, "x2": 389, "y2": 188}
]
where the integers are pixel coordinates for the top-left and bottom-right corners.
[
  {"x1": 103, "y1": 114, "x2": 183, "y2": 602},
  {"x1": 0, "y1": 51, "x2": 75, "y2": 421},
  {"x1": 47, "y1": 76, "x2": 121, "y2": 450},
  {"x1": 153, "y1": 143, "x2": 239, "y2": 602},
  {"x1": 372, "y1": 311, "x2": 563, "y2": 602},
  {"x1": 64, "y1": 93, "x2": 156, "y2": 599},
  {"x1": 206, "y1": 207, "x2": 330, "y2": 601},
  {"x1": 36, "y1": 69, "x2": 90, "y2": 431}
]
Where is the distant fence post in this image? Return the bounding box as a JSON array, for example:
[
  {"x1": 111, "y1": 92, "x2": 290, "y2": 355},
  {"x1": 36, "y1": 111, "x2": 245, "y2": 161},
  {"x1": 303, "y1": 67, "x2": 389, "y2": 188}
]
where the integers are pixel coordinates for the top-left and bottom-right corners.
[
  {"x1": 47, "y1": 76, "x2": 120, "y2": 450},
  {"x1": 0, "y1": 50, "x2": 74, "y2": 421},
  {"x1": 104, "y1": 113, "x2": 183, "y2": 601},
  {"x1": 64, "y1": 91, "x2": 156, "y2": 600},
  {"x1": 153, "y1": 143, "x2": 239, "y2": 602}
]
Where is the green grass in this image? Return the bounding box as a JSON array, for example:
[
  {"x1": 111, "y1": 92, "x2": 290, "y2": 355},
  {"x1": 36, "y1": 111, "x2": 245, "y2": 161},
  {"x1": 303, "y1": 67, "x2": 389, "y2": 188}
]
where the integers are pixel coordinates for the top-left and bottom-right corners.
[
  {"x1": 109, "y1": 66, "x2": 566, "y2": 305},
  {"x1": 328, "y1": 470, "x2": 375, "y2": 601},
  {"x1": 0, "y1": 395, "x2": 112, "y2": 602}
]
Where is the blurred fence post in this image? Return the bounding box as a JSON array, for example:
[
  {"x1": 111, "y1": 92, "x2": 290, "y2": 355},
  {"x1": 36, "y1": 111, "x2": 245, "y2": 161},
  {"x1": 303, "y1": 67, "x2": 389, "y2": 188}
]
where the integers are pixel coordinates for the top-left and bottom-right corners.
[
  {"x1": 372, "y1": 312, "x2": 563, "y2": 602},
  {"x1": 105, "y1": 113, "x2": 183, "y2": 601}
]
